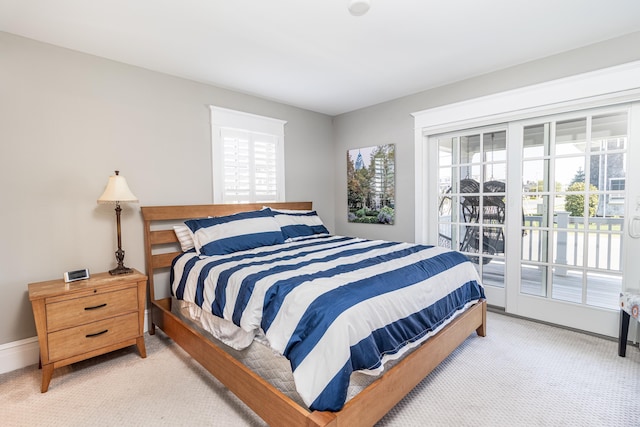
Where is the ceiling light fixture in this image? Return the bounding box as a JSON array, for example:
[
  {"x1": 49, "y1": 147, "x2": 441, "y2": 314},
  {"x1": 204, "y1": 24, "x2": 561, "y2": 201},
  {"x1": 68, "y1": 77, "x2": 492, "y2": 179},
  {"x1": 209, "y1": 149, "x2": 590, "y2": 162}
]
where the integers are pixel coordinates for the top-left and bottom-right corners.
[{"x1": 348, "y1": 0, "x2": 371, "y2": 16}]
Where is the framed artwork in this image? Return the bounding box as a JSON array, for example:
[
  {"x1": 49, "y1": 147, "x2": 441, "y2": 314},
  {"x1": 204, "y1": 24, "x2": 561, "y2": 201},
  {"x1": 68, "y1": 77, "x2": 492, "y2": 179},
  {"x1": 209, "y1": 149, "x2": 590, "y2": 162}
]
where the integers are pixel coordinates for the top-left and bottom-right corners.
[{"x1": 347, "y1": 144, "x2": 395, "y2": 225}]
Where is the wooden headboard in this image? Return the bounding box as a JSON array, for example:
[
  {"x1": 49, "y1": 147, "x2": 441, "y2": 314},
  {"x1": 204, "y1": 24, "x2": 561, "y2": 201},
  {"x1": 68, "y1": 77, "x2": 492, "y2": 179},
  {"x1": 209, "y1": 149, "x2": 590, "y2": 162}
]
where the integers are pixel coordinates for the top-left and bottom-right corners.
[{"x1": 140, "y1": 202, "x2": 313, "y2": 302}]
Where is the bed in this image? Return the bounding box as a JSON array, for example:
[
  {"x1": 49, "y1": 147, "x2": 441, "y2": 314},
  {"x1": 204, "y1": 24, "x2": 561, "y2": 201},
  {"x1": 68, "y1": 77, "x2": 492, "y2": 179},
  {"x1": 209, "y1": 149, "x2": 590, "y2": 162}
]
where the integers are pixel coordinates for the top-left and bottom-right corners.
[{"x1": 142, "y1": 202, "x2": 486, "y2": 426}]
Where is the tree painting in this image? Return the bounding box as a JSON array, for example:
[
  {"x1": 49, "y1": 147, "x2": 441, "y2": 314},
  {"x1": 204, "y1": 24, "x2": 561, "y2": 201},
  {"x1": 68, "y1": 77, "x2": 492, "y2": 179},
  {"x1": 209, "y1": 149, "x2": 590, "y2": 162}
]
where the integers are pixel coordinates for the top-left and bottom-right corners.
[{"x1": 347, "y1": 144, "x2": 395, "y2": 224}]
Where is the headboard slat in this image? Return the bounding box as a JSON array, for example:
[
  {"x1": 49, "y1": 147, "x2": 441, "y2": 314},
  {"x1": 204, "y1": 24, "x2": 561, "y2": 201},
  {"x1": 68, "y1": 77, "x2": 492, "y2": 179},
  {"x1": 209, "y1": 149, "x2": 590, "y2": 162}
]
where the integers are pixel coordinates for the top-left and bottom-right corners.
[
  {"x1": 141, "y1": 202, "x2": 312, "y2": 221},
  {"x1": 152, "y1": 252, "x2": 181, "y2": 269},
  {"x1": 151, "y1": 230, "x2": 179, "y2": 245}
]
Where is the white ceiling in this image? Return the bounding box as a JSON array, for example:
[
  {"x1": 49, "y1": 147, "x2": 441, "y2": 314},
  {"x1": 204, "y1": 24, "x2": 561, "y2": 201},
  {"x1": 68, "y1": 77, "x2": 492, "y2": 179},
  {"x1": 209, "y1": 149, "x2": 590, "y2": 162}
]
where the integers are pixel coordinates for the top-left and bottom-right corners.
[{"x1": 2, "y1": 0, "x2": 640, "y2": 116}]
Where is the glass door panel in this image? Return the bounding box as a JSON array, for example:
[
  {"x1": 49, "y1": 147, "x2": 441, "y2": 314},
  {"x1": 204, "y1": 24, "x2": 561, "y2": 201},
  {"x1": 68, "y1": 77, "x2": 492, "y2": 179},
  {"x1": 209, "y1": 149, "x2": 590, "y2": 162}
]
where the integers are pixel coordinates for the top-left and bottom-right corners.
[
  {"x1": 437, "y1": 129, "x2": 508, "y2": 296},
  {"x1": 586, "y1": 271, "x2": 622, "y2": 309},
  {"x1": 460, "y1": 135, "x2": 481, "y2": 164},
  {"x1": 482, "y1": 259, "x2": 505, "y2": 288},
  {"x1": 523, "y1": 159, "x2": 548, "y2": 192},
  {"x1": 555, "y1": 157, "x2": 586, "y2": 192},
  {"x1": 523, "y1": 123, "x2": 548, "y2": 157},
  {"x1": 550, "y1": 268, "x2": 584, "y2": 304},
  {"x1": 521, "y1": 264, "x2": 547, "y2": 297},
  {"x1": 521, "y1": 229, "x2": 548, "y2": 263},
  {"x1": 555, "y1": 118, "x2": 586, "y2": 155},
  {"x1": 520, "y1": 109, "x2": 627, "y2": 313}
]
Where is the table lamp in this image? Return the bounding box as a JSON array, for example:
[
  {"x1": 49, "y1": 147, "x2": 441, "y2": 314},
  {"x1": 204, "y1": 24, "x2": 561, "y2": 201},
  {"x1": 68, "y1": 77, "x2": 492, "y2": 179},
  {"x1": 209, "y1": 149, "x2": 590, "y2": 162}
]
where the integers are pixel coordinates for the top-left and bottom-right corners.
[{"x1": 97, "y1": 170, "x2": 138, "y2": 275}]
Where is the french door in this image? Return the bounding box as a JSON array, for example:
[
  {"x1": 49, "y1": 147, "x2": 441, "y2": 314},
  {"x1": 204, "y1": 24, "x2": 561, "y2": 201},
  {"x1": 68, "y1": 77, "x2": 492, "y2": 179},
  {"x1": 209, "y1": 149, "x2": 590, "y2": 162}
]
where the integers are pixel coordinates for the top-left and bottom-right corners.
[
  {"x1": 436, "y1": 127, "x2": 508, "y2": 308},
  {"x1": 431, "y1": 104, "x2": 636, "y2": 337}
]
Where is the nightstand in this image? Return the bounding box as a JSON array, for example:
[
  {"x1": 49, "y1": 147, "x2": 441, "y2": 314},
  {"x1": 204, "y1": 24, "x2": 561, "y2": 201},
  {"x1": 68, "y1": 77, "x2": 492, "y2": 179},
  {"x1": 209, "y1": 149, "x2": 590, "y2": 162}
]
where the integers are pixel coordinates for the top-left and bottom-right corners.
[{"x1": 28, "y1": 270, "x2": 147, "y2": 392}]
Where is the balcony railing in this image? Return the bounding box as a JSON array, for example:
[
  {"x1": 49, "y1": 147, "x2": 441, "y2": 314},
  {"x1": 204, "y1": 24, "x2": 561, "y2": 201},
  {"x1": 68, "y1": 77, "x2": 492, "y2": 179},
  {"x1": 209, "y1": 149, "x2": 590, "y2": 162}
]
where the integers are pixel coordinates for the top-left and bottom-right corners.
[{"x1": 523, "y1": 213, "x2": 624, "y2": 271}]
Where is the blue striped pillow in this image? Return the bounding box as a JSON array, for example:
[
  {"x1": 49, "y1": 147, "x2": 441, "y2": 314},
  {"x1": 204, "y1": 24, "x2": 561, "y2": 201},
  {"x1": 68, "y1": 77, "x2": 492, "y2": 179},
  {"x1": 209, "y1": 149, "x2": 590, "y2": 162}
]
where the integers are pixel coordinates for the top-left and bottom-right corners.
[
  {"x1": 185, "y1": 209, "x2": 285, "y2": 256},
  {"x1": 267, "y1": 208, "x2": 330, "y2": 241}
]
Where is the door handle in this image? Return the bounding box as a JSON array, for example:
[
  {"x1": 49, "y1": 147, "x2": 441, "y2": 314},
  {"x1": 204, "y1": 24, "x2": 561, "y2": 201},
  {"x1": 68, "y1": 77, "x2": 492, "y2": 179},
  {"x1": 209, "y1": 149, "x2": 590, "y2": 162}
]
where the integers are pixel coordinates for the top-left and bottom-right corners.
[{"x1": 630, "y1": 215, "x2": 640, "y2": 238}]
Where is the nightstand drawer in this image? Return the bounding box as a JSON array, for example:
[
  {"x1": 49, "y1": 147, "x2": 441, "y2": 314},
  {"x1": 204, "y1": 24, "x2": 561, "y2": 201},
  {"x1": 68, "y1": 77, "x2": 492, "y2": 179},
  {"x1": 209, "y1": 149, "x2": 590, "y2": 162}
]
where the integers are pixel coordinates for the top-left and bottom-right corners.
[
  {"x1": 46, "y1": 287, "x2": 138, "y2": 331},
  {"x1": 48, "y1": 312, "x2": 139, "y2": 361}
]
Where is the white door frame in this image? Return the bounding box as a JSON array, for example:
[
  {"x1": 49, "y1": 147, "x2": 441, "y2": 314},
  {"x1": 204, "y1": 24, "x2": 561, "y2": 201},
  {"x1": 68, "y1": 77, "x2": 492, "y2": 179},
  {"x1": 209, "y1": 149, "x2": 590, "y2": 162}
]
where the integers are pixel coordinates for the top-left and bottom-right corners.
[{"x1": 413, "y1": 61, "x2": 640, "y2": 337}]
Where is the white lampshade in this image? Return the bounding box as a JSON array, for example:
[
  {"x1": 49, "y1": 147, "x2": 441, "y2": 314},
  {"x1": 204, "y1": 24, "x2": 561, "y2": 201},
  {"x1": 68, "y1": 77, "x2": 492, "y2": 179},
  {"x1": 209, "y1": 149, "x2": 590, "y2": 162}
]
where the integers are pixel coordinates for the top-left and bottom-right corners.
[
  {"x1": 97, "y1": 170, "x2": 138, "y2": 204},
  {"x1": 348, "y1": 0, "x2": 371, "y2": 16}
]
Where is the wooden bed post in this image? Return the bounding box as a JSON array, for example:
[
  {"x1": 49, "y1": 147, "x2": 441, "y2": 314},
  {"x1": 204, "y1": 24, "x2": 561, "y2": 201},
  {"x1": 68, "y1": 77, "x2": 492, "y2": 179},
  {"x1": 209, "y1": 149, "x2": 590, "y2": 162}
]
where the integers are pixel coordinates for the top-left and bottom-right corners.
[
  {"x1": 142, "y1": 217, "x2": 156, "y2": 335},
  {"x1": 477, "y1": 300, "x2": 487, "y2": 337}
]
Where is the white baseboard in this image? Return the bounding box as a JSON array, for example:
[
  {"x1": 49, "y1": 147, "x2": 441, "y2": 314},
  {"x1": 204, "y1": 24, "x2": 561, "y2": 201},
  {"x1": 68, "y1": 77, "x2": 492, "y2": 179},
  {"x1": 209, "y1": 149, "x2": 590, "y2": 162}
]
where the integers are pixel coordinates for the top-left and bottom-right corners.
[
  {"x1": 0, "y1": 336, "x2": 40, "y2": 374},
  {"x1": 0, "y1": 309, "x2": 150, "y2": 375}
]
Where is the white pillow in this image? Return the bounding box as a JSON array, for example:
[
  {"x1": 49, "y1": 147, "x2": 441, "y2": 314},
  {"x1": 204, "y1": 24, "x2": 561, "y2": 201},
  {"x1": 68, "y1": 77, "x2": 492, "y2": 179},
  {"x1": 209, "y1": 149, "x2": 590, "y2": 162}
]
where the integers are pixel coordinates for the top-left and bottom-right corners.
[{"x1": 173, "y1": 225, "x2": 195, "y2": 252}]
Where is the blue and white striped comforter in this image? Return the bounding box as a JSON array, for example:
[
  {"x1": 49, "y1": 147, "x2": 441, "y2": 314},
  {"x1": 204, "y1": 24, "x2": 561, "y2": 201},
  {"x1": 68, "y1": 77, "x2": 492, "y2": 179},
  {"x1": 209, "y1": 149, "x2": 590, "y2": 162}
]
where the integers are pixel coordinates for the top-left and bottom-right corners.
[{"x1": 171, "y1": 235, "x2": 484, "y2": 411}]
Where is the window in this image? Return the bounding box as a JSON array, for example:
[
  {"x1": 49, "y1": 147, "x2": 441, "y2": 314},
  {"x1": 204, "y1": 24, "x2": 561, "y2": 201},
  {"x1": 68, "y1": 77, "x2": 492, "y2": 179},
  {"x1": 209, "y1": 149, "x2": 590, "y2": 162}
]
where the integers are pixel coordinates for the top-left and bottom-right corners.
[
  {"x1": 609, "y1": 177, "x2": 626, "y2": 203},
  {"x1": 610, "y1": 178, "x2": 625, "y2": 191},
  {"x1": 210, "y1": 106, "x2": 286, "y2": 203}
]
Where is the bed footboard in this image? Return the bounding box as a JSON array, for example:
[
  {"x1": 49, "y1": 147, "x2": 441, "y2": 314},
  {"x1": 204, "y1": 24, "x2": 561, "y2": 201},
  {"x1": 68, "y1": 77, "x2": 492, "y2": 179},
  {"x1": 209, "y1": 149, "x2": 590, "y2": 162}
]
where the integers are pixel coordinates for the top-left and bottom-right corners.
[{"x1": 150, "y1": 297, "x2": 485, "y2": 427}]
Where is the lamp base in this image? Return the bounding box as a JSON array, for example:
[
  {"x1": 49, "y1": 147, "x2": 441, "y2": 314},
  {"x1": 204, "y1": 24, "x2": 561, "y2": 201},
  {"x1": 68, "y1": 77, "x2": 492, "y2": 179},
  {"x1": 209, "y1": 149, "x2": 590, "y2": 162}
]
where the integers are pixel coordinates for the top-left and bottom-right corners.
[
  {"x1": 109, "y1": 266, "x2": 134, "y2": 275},
  {"x1": 110, "y1": 240, "x2": 132, "y2": 275}
]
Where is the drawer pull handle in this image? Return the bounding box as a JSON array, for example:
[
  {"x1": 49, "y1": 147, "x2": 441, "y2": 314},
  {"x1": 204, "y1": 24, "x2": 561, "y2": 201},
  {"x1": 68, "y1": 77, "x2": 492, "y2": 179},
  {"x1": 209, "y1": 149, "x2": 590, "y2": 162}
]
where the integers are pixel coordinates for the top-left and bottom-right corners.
[
  {"x1": 86, "y1": 329, "x2": 108, "y2": 338},
  {"x1": 84, "y1": 303, "x2": 107, "y2": 311}
]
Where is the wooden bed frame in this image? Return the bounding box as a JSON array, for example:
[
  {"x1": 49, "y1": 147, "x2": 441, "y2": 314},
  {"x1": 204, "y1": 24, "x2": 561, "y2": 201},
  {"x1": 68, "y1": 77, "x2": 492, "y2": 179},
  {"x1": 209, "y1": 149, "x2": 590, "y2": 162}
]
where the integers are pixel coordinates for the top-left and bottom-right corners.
[{"x1": 142, "y1": 202, "x2": 486, "y2": 427}]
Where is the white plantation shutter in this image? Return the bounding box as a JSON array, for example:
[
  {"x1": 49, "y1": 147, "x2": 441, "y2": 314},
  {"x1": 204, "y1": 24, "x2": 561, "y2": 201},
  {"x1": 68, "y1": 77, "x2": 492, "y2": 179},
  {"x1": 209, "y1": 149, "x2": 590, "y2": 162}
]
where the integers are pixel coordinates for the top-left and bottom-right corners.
[
  {"x1": 253, "y1": 135, "x2": 278, "y2": 200},
  {"x1": 221, "y1": 130, "x2": 251, "y2": 203},
  {"x1": 211, "y1": 107, "x2": 286, "y2": 203},
  {"x1": 220, "y1": 129, "x2": 279, "y2": 203}
]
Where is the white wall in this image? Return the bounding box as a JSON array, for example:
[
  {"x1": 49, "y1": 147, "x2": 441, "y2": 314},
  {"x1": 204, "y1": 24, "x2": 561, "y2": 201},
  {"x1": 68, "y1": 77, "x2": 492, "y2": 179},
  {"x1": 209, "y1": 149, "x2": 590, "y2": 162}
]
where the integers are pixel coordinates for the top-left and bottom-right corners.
[
  {"x1": 332, "y1": 31, "x2": 640, "y2": 243},
  {"x1": 0, "y1": 32, "x2": 335, "y2": 345}
]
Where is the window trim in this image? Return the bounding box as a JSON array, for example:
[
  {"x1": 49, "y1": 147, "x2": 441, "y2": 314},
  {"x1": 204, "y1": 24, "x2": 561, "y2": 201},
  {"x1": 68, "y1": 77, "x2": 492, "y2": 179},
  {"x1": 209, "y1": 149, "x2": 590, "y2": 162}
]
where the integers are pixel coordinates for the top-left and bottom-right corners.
[{"x1": 210, "y1": 106, "x2": 287, "y2": 204}]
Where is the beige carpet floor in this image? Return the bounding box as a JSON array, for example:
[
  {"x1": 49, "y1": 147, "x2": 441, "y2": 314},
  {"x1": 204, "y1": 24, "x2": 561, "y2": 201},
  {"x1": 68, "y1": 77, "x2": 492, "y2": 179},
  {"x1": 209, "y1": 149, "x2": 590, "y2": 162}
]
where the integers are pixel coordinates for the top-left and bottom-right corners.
[{"x1": 1, "y1": 311, "x2": 639, "y2": 426}]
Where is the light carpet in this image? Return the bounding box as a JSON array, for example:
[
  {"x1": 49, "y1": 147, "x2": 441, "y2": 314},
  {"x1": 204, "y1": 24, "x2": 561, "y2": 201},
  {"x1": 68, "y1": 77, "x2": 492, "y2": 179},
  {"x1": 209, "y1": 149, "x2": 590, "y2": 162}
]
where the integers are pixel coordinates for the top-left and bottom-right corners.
[{"x1": 1, "y1": 311, "x2": 638, "y2": 426}]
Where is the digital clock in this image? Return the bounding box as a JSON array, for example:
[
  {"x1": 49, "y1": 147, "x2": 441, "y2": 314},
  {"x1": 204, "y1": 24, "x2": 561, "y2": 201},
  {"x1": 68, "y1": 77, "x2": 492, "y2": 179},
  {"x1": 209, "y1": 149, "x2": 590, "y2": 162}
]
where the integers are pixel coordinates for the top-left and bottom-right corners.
[{"x1": 64, "y1": 268, "x2": 90, "y2": 283}]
